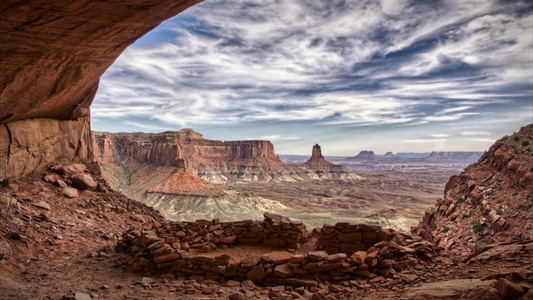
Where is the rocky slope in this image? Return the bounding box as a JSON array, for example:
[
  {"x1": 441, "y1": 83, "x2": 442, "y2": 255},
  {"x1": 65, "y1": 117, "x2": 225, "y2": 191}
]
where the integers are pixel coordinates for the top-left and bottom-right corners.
[
  {"x1": 413, "y1": 124, "x2": 533, "y2": 254},
  {"x1": 2, "y1": 163, "x2": 532, "y2": 300}
]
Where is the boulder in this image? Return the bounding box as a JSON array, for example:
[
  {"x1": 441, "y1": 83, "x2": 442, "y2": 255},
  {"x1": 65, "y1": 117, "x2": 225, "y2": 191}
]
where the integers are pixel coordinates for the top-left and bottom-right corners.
[
  {"x1": 247, "y1": 265, "x2": 267, "y2": 281},
  {"x1": 63, "y1": 187, "x2": 79, "y2": 198},
  {"x1": 261, "y1": 251, "x2": 292, "y2": 265},
  {"x1": 495, "y1": 278, "x2": 524, "y2": 299},
  {"x1": 70, "y1": 174, "x2": 97, "y2": 190},
  {"x1": 307, "y1": 251, "x2": 328, "y2": 260},
  {"x1": 465, "y1": 286, "x2": 502, "y2": 300},
  {"x1": 350, "y1": 251, "x2": 367, "y2": 264}
]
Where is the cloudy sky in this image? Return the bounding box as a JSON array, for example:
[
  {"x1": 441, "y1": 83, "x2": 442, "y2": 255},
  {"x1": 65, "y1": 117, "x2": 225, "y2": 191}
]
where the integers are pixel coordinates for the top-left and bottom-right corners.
[{"x1": 92, "y1": 0, "x2": 533, "y2": 156}]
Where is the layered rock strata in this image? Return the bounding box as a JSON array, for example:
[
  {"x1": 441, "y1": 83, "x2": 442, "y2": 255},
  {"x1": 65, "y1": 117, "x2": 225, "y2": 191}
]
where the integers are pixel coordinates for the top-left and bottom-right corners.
[
  {"x1": 116, "y1": 215, "x2": 446, "y2": 285},
  {"x1": 92, "y1": 130, "x2": 356, "y2": 184},
  {"x1": 413, "y1": 124, "x2": 533, "y2": 254}
]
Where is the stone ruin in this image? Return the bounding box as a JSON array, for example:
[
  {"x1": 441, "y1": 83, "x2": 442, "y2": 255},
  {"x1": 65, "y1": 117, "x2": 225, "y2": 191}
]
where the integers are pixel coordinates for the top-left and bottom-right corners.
[{"x1": 116, "y1": 213, "x2": 445, "y2": 287}]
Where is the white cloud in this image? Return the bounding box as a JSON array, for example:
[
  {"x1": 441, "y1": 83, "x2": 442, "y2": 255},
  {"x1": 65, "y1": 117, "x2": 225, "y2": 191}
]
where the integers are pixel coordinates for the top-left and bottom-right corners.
[
  {"x1": 430, "y1": 133, "x2": 450, "y2": 138},
  {"x1": 403, "y1": 138, "x2": 447, "y2": 144},
  {"x1": 460, "y1": 131, "x2": 492, "y2": 136},
  {"x1": 472, "y1": 138, "x2": 496, "y2": 143},
  {"x1": 92, "y1": 0, "x2": 532, "y2": 140},
  {"x1": 257, "y1": 135, "x2": 302, "y2": 141}
]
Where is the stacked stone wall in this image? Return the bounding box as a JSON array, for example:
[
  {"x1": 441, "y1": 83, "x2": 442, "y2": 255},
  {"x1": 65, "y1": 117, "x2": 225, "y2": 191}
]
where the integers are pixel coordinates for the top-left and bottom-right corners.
[{"x1": 117, "y1": 215, "x2": 445, "y2": 286}]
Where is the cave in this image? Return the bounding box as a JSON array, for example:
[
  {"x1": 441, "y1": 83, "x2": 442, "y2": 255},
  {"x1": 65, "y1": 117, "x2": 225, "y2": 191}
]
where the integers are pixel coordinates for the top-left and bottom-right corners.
[{"x1": 0, "y1": 0, "x2": 204, "y2": 180}]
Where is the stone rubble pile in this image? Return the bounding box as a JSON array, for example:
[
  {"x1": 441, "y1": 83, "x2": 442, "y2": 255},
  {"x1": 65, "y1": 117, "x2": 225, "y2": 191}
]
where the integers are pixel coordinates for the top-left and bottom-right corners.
[
  {"x1": 117, "y1": 215, "x2": 447, "y2": 288},
  {"x1": 43, "y1": 164, "x2": 101, "y2": 198}
]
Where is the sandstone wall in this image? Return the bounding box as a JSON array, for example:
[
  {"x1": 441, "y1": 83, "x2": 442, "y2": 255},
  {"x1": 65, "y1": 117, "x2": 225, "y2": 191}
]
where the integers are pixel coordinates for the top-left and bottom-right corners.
[{"x1": 0, "y1": 117, "x2": 92, "y2": 180}]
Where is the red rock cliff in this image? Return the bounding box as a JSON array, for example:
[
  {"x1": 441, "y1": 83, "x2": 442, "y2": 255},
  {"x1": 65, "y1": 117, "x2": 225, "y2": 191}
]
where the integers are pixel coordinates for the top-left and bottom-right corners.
[{"x1": 92, "y1": 129, "x2": 293, "y2": 183}]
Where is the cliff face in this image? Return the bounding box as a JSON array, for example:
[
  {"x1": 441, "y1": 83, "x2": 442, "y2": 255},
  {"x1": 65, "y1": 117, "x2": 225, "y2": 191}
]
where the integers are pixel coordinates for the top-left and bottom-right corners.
[
  {"x1": 92, "y1": 129, "x2": 297, "y2": 184},
  {"x1": 413, "y1": 124, "x2": 533, "y2": 254},
  {"x1": 0, "y1": 0, "x2": 201, "y2": 178},
  {"x1": 93, "y1": 130, "x2": 358, "y2": 184},
  {"x1": 1, "y1": 117, "x2": 92, "y2": 180}
]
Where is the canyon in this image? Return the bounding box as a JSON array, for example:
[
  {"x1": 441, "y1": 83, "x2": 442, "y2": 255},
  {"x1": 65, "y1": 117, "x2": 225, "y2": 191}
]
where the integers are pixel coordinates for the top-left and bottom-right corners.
[
  {"x1": 1, "y1": 1, "x2": 532, "y2": 299},
  {"x1": 91, "y1": 128, "x2": 462, "y2": 231}
]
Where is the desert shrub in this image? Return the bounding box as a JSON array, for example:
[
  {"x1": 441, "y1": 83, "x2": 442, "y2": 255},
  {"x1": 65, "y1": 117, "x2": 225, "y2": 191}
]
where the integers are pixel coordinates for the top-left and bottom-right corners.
[
  {"x1": 442, "y1": 226, "x2": 450, "y2": 233},
  {"x1": 471, "y1": 221, "x2": 483, "y2": 233},
  {"x1": 522, "y1": 140, "x2": 530, "y2": 146},
  {"x1": 458, "y1": 196, "x2": 465, "y2": 203},
  {"x1": 514, "y1": 136, "x2": 520, "y2": 141}
]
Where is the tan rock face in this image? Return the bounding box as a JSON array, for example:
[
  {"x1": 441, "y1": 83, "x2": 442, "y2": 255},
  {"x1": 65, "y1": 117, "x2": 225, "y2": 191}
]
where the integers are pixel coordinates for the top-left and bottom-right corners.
[{"x1": 0, "y1": 117, "x2": 91, "y2": 180}]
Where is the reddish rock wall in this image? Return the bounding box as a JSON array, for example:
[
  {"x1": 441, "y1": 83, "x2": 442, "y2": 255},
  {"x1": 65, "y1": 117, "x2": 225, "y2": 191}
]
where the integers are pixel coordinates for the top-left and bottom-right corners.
[
  {"x1": 0, "y1": 117, "x2": 92, "y2": 180},
  {"x1": 92, "y1": 130, "x2": 296, "y2": 183}
]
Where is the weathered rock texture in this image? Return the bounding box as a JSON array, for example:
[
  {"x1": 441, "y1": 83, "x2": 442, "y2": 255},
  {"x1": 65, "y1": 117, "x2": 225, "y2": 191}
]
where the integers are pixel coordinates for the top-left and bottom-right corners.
[
  {"x1": 0, "y1": 0, "x2": 201, "y2": 124},
  {"x1": 117, "y1": 215, "x2": 446, "y2": 285},
  {"x1": 0, "y1": 117, "x2": 91, "y2": 180},
  {"x1": 413, "y1": 124, "x2": 533, "y2": 254},
  {"x1": 0, "y1": 0, "x2": 202, "y2": 178}
]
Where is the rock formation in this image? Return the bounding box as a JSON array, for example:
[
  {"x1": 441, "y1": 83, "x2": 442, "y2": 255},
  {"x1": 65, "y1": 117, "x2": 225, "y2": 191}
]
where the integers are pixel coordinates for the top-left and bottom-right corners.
[
  {"x1": 422, "y1": 151, "x2": 484, "y2": 162},
  {"x1": 302, "y1": 144, "x2": 357, "y2": 179},
  {"x1": 413, "y1": 124, "x2": 533, "y2": 254},
  {"x1": 1, "y1": 117, "x2": 92, "y2": 180},
  {"x1": 0, "y1": 0, "x2": 201, "y2": 179},
  {"x1": 304, "y1": 144, "x2": 332, "y2": 170},
  {"x1": 353, "y1": 151, "x2": 377, "y2": 160},
  {"x1": 92, "y1": 129, "x2": 294, "y2": 184},
  {"x1": 383, "y1": 151, "x2": 396, "y2": 158}
]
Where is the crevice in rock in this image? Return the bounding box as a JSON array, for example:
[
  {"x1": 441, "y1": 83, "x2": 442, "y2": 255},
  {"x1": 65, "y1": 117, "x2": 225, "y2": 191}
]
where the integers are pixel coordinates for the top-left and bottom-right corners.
[{"x1": 4, "y1": 123, "x2": 12, "y2": 163}]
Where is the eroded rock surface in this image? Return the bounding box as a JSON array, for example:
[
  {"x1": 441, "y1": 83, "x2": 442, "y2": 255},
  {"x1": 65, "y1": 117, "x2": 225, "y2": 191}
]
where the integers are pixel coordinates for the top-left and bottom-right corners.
[{"x1": 0, "y1": 117, "x2": 91, "y2": 180}]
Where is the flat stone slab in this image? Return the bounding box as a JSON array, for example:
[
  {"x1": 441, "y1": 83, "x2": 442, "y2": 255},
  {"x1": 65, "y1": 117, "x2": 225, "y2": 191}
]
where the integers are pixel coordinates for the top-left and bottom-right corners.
[{"x1": 404, "y1": 279, "x2": 496, "y2": 299}]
